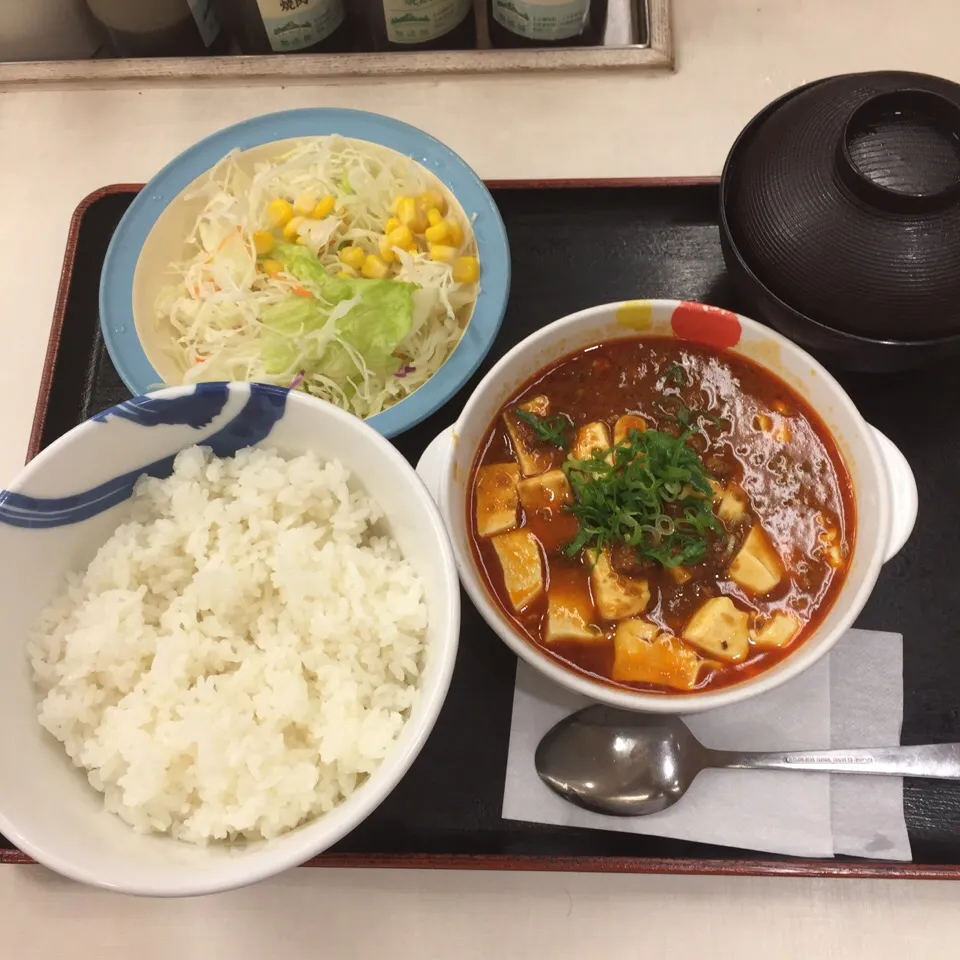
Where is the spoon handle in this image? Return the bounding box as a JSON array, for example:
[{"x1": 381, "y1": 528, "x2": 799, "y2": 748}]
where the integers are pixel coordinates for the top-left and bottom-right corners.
[{"x1": 707, "y1": 743, "x2": 960, "y2": 779}]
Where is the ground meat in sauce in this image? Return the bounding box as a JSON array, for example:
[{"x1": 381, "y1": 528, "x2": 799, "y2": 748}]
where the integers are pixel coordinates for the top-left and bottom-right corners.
[
  {"x1": 705, "y1": 454, "x2": 734, "y2": 480},
  {"x1": 609, "y1": 543, "x2": 656, "y2": 577}
]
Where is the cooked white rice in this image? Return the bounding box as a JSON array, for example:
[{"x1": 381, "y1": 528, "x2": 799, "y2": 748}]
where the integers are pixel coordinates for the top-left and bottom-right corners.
[{"x1": 28, "y1": 445, "x2": 427, "y2": 844}]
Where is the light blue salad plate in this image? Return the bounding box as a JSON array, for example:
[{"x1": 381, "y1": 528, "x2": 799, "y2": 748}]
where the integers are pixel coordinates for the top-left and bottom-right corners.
[{"x1": 99, "y1": 108, "x2": 511, "y2": 439}]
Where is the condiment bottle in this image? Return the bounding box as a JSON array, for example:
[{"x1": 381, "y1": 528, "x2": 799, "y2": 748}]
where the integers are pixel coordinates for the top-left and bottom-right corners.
[
  {"x1": 487, "y1": 0, "x2": 608, "y2": 48},
  {"x1": 84, "y1": 0, "x2": 228, "y2": 57},
  {"x1": 214, "y1": 0, "x2": 352, "y2": 54},
  {"x1": 351, "y1": 0, "x2": 476, "y2": 51}
]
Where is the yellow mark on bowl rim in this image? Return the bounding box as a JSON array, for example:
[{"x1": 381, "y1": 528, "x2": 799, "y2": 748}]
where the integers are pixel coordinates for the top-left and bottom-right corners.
[
  {"x1": 616, "y1": 300, "x2": 654, "y2": 331},
  {"x1": 451, "y1": 430, "x2": 461, "y2": 482}
]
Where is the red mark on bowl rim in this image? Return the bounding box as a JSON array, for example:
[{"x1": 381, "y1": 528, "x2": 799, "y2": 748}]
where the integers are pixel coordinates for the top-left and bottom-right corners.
[{"x1": 670, "y1": 302, "x2": 742, "y2": 349}]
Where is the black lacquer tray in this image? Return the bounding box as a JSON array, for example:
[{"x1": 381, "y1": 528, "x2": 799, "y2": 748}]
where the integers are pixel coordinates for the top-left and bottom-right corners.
[{"x1": 9, "y1": 179, "x2": 960, "y2": 880}]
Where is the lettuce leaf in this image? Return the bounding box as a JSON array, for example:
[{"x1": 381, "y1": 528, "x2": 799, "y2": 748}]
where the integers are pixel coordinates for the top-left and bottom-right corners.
[
  {"x1": 265, "y1": 244, "x2": 417, "y2": 383},
  {"x1": 260, "y1": 298, "x2": 328, "y2": 375}
]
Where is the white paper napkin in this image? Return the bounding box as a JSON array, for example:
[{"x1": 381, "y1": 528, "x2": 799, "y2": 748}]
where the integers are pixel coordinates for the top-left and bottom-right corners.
[{"x1": 502, "y1": 629, "x2": 910, "y2": 860}]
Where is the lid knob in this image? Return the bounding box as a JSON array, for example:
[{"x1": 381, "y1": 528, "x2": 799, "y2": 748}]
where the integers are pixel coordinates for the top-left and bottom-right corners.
[{"x1": 836, "y1": 89, "x2": 960, "y2": 213}]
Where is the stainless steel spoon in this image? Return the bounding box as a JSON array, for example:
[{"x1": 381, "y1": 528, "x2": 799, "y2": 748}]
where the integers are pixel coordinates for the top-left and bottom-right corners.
[{"x1": 535, "y1": 705, "x2": 960, "y2": 817}]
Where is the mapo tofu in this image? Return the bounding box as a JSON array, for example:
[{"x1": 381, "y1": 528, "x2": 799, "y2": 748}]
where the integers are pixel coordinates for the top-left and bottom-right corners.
[{"x1": 468, "y1": 338, "x2": 855, "y2": 694}]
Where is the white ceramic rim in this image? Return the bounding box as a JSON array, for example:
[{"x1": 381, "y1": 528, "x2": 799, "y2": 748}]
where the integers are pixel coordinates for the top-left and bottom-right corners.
[
  {"x1": 439, "y1": 300, "x2": 904, "y2": 715},
  {"x1": 0, "y1": 385, "x2": 462, "y2": 896}
]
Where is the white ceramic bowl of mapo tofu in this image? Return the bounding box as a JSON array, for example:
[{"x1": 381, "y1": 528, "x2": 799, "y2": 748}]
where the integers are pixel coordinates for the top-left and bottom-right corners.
[{"x1": 431, "y1": 300, "x2": 917, "y2": 713}]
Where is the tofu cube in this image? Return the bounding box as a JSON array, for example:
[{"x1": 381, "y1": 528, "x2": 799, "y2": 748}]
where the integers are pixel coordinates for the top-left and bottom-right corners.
[
  {"x1": 518, "y1": 469, "x2": 578, "y2": 554},
  {"x1": 613, "y1": 414, "x2": 648, "y2": 445},
  {"x1": 590, "y1": 549, "x2": 651, "y2": 621},
  {"x1": 517, "y1": 469, "x2": 572, "y2": 513},
  {"x1": 682, "y1": 596, "x2": 750, "y2": 662},
  {"x1": 667, "y1": 565, "x2": 693, "y2": 585},
  {"x1": 612, "y1": 620, "x2": 703, "y2": 691},
  {"x1": 728, "y1": 526, "x2": 783, "y2": 595},
  {"x1": 491, "y1": 530, "x2": 543, "y2": 612},
  {"x1": 475, "y1": 463, "x2": 520, "y2": 537},
  {"x1": 520, "y1": 395, "x2": 549, "y2": 417},
  {"x1": 572, "y1": 421, "x2": 612, "y2": 462},
  {"x1": 751, "y1": 611, "x2": 802, "y2": 649},
  {"x1": 503, "y1": 395, "x2": 555, "y2": 477},
  {"x1": 717, "y1": 483, "x2": 749, "y2": 523},
  {"x1": 615, "y1": 618, "x2": 658, "y2": 643},
  {"x1": 545, "y1": 576, "x2": 601, "y2": 644}
]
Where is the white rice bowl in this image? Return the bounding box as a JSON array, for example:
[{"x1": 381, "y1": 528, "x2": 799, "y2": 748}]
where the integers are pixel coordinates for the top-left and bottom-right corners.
[{"x1": 28, "y1": 445, "x2": 428, "y2": 845}]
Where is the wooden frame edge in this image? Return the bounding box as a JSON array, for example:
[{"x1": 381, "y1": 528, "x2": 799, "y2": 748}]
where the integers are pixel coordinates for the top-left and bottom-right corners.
[
  {"x1": 21, "y1": 170, "x2": 957, "y2": 881},
  {"x1": 1, "y1": 848, "x2": 958, "y2": 879},
  {"x1": 300, "y1": 854, "x2": 960, "y2": 879},
  {"x1": 486, "y1": 176, "x2": 717, "y2": 190},
  {"x1": 26, "y1": 183, "x2": 143, "y2": 464}
]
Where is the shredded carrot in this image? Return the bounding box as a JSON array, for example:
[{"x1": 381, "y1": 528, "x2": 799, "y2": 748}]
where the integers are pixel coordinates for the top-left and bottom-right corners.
[
  {"x1": 215, "y1": 227, "x2": 242, "y2": 253},
  {"x1": 292, "y1": 285, "x2": 314, "y2": 298}
]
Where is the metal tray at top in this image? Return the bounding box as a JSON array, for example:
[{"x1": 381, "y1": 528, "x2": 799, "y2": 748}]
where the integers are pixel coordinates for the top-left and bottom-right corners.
[{"x1": 9, "y1": 179, "x2": 960, "y2": 880}]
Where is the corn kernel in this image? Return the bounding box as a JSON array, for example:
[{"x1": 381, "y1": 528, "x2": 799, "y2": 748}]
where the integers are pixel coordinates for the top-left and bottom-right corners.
[
  {"x1": 252, "y1": 230, "x2": 275, "y2": 255},
  {"x1": 266, "y1": 198, "x2": 294, "y2": 228},
  {"x1": 396, "y1": 197, "x2": 414, "y2": 222},
  {"x1": 294, "y1": 192, "x2": 318, "y2": 216},
  {"x1": 453, "y1": 256, "x2": 480, "y2": 284},
  {"x1": 391, "y1": 195, "x2": 408, "y2": 214},
  {"x1": 262, "y1": 259, "x2": 283, "y2": 276},
  {"x1": 378, "y1": 236, "x2": 397, "y2": 263},
  {"x1": 312, "y1": 194, "x2": 336, "y2": 219},
  {"x1": 425, "y1": 221, "x2": 450, "y2": 244},
  {"x1": 397, "y1": 196, "x2": 427, "y2": 233},
  {"x1": 385, "y1": 217, "x2": 402, "y2": 234},
  {"x1": 283, "y1": 216, "x2": 305, "y2": 240},
  {"x1": 388, "y1": 224, "x2": 414, "y2": 248},
  {"x1": 421, "y1": 189, "x2": 447, "y2": 215},
  {"x1": 429, "y1": 244, "x2": 457, "y2": 264},
  {"x1": 446, "y1": 218, "x2": 464, "y2": 247},
  {"x1": 427, "y1": 208, "x2": 444, "y2": 228},
  {"x1": 339, "y1": 246, "x2": 366, "y2": 270},
  {"x1": 337, "y1": 270, "x2": 355, "y2": 279},
  {"x1": 362, "y1": 254, "x2": 390, "y2": 279}
]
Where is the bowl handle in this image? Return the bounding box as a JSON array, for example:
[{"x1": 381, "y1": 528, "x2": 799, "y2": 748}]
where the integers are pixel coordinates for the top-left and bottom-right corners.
[
  {"x1": 415, "y1": 425, "x2": 455, "y2": 506},
  {"x1": 870, "y1": 425, "x2": 918, "y2": 562}
]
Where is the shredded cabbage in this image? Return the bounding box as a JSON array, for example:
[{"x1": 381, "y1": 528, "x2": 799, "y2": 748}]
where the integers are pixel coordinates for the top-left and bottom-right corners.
[{"x1": 155, "y1": 137, "x2": 479, "y2": 418}]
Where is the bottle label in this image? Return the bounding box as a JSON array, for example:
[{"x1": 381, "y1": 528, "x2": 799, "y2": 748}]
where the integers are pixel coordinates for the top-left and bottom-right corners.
[
  {"x1": 382, "y1": 0, "x2": 471, "y2": 44},
  {"x1": 492, "y1": 0, "x2": 590, "y2": 42},
  {"x1": 187, "y1": 0, "x2": 222, "y2": 48},
  {"x1": 255, "y1": 0, "x2": 345, "y2": 52}
]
